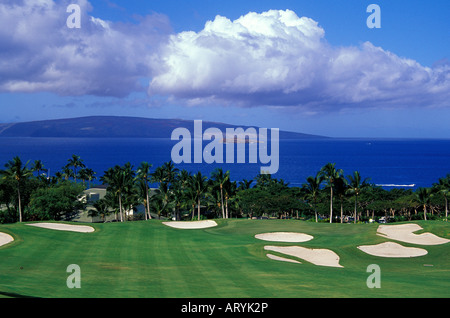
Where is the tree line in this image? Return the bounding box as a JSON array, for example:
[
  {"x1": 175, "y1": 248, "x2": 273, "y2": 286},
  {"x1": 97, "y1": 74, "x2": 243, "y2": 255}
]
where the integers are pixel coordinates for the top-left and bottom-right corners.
[{"x1": 0, "y1": 155, "x2": 449, "y2": 224}]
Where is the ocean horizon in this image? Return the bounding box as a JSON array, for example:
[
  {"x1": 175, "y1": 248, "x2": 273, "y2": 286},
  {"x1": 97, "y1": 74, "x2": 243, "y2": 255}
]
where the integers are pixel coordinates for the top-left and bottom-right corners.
[{"x1": 0, "y1": 137, "x2": 449, "y2": 190}]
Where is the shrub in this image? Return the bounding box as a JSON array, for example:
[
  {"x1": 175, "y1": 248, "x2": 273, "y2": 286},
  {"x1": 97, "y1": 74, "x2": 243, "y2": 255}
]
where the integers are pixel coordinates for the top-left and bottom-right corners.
[{"x1": 27, "y1": 182, "x2": 85, "y2": 221}]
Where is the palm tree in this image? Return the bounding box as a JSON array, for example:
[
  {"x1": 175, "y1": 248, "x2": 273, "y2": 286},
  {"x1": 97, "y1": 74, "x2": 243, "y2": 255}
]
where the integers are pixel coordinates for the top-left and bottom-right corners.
[
  {"x1": 206, "y1": 185, "x2": 223, "y2": 218},
  {"x1": 177, "y1": 169, "x2": 193, "y2": 187},
  {"x1": 433, "y1": 175, "x2": 449, "y2": 219},
  {"x1": 84, "y1": 168, "x2": 96, "y2": 188},
  {"x1": 254, "y1": 173, "x2": 274, "y2": 188},
  {"x1": 151, "y1": 166, "x2": 165, "y2": 185},
  {"x1": 31, "y1": 160, "x2": 47, "y2": 177},
  {"x1": 210, "y1": 168, "x2": 230, "y2": 218},
  {"x1": 176, "y1": 169, "x2": 194, "y2": 218},
  {"x1": 136, "y1": 162, "x2": 152, "y2": 220},
  {"x1": 0, "y1": 156, "x2": 33, "y2": 222},
  {"x1": 102, "y1": 191, "x2": 120, "y2": 221},
  {"x1": 149, "y1": 190, "x2": 167, "y2": 219},
  {"x1": 157, "y1": 181, "x2": 172, "y2": 219},
  {"x1": 54, "y1": 171, "x2": 64, "y2": 182},
  {"x1": 302, "y1": 172, "x2": 324, "y2": 222},
  {"x1": 238, "y1": 179, "x2": 253, "y2": 190},
  {"x1": 66, "y1": 154, "x2": 86, "y2": 182},
  {"x1": 91, "y1": 198, "x2": 110, "y2": 222},
  {"x1": 161, "y1": 160, "x2": 179, "y2": 189},
  {"x1": 184, "y1": 175, "x2": 198, "y2": 220},
  {"x1": 100, "y1": 164, "x2": 135, "y2": 222},
  {"x1": 61, "y1": 165, "x2": 74, "y2": 180},
  {"x1": 100, "y1": 167, "x2": 122, "y2": 221},
  {"x1": 346, "y1": 171, "x2": 370, "y2": 223},
  {"x1": 79, "y1": 168, "x2": 96, "y2": 188},
  {"x1": 224, "y1": 179, "x2": 236, "y2": 218},
  {"x1": 170, "y1": 181, "x2": 187, "y2": 221},
  {"x1": 191, "y1": 171, "x2": 209, "y2": 220},
  {"x1": 121, "y1": 163, "x2": 137, "y2": 220},
  {"x1": 135, "y1": 178, "x2": 151, "y2": 220},
  {"x1": 334, "y1": 176, "x2": 349, "y2": 223},
  {"x1": 320, "y1": 163, "x2": 343, "y2": 223},
  {"x1": 415, "y1": 187, "x2": 433, "y2": 221}
]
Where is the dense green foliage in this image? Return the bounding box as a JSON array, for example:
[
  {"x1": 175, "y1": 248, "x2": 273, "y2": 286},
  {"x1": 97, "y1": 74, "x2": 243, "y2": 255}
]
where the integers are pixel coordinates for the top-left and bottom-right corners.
[
  {"x1": 0, "y1": 156, "x2": 87, "y2": 223},
  {"x1": 26, "y1": 182, "x2": 85, "y2": 221},
  {"x1": 0, "y1": 155, "x2": 449, "y2": 224}
]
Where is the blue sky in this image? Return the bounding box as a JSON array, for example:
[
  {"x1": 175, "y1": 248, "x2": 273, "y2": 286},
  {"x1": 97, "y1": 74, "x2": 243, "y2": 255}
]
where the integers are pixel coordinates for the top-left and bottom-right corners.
[{"x1": 0, "y1": 0, "x2": 449, "y2": 138}]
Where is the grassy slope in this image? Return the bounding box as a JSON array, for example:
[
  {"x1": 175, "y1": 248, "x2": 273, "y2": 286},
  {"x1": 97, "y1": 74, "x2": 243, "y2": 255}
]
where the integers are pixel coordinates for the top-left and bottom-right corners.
[{"x1": 0, "y1": 219, "x2": 448, "y2": 298}]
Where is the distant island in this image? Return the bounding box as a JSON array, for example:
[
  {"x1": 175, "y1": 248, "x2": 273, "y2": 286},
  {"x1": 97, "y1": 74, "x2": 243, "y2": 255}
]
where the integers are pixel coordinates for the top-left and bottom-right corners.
[{"x1": 0, "y1": 116, "x2": 327, "y2": 139}]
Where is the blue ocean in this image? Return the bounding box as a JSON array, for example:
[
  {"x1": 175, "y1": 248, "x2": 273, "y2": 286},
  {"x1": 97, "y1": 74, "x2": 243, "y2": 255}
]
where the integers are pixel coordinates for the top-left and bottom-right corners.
[{"x1": 0, "y1": 137, "x2": 449, "y2": 189}]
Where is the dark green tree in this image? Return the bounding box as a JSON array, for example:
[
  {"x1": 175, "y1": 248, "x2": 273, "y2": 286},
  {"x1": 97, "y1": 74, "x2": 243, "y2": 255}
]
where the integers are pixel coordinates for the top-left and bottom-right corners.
[
  {"x1": 66, "y1": 154, "x2": 86, "y2": 182},
  {"x1": 301, "y1": 172, "x2": 324, "y2": 222},
  {"x1": 0, "y1": 156, "x2": 33, "y2": 222},
  {"x1": 346, "y1": 171, "x2": 371, "y2": 223},
  {"x1": 415, "y1": 187, "x2": 433, "y2": 221},
  {"x1": 136, "y1": 162, "x2": 153, "y2": 220},
  {"x1": 320, "y1": 163, "x2": 343, "y2": 223}
]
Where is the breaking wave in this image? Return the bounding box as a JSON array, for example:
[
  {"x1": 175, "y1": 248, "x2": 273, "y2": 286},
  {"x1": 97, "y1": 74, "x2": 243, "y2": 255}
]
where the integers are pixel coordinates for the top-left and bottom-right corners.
[{"x1": 376, "y1": 184, "x2": 416, "y2": 187}]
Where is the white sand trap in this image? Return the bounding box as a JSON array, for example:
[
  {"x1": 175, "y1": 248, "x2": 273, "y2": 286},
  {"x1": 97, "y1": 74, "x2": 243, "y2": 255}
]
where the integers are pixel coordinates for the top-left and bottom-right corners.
[
  {"x1": 264, "y1": 246, "x2": 343, "y2": 268},
  {"x1": 0, "y1": 232, "x2": 14, "y2": 247},
  {"x1": 162, "y1": 220, "x2": 217, "y2": 229},
  {"x1": 358, "y1": 242, "x2": 428, "y2": 258},
  {"x1": 377, "y1": 224, "x2": 450, "y2": 245},
  {"x1": 266, "y1": 253, "x2": 301, "y2": 264},
  {"x1": 255, "y1": 232, "x2": 313, "y2": 242},
  {"x1": 27, "y1": 222, "x2": 94, "y2": 233}
]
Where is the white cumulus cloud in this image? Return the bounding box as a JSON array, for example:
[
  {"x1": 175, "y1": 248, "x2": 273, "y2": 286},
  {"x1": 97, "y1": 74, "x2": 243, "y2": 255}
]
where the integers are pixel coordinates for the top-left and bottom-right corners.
[
  {"x1": 149, "y1": 9, "x2": 450, "y2": 111},
  {"x1": 0, "y1": 0, "x2": 171, "y2": 97},
  {"x1": 1, "y1": 3, "x2": 448, "y2": 111}
]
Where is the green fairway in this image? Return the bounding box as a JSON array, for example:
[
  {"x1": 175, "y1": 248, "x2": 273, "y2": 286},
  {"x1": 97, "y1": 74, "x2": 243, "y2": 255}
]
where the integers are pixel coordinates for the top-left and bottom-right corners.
[{"x1": 0, "y1": 219, "x2": 449, "y2": 298}]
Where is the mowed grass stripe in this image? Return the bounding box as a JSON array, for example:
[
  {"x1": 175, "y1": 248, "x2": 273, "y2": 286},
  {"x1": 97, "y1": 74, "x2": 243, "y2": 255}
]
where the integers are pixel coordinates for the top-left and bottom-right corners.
[
  {"x1": 202, "y1": 240, "x2": 276, "y2": 298},
  {"x1": 73, "y1": 223, "x2": 123, "y2": 297},
  {"x1": 103, "y1": 222, "x2": 146, "y2": 297},
  {"x1": 206, "y1": 220, "x2": 309, "y2": 297},
  {"x1": 171, "y1": 228, "x2": 226, "y2": 297},
  {"x1": 163, "y1": 228, "x2": 209, "y2": 297},
  {"x1": 151, "y1": 222, "x2": 184, "y2": 297},
  {"x1": 44, "y1": 230, "x2": 97, "y2": 297},
  {"x1": 0, "y1": 223, "x2": 89, "y2": 297},
  {"x1": 142, "y1": 221, "x2": 162, "y2": 297},
  {"x1": 77, "y1": 222, "x2": 156, "y2": 297},
  {"x1": 154, "y1": 222, "x2": 269, "y2": 298},
  {"x1": 0, "y1": 224, "x2": 56, "y2": 296},
  {"x1": 159, "y1": 223, "x2": 251, "y2": 297},
  {"x1": 129, "y1": 222, "x2": 164, "y2": 297},
  {"x1": 180, "y1": 222, "x2": 276, "y2": 298}
]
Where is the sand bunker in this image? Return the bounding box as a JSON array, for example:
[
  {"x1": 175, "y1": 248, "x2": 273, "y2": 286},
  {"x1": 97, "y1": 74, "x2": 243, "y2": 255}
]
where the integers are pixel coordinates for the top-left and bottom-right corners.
[
  {"x1": 27, "y1": 223, "x2": 94, "y2": 233},
  {"x1": 358, "y1": 242, "x2": 428, "y2": 258},
  {"x1": 264, "y1": 246, "x2": 343, "y2": 268},
  {"x1": 162, "y1": 220, "x2": 218, "y2": 229},
  {"x1": 0, "y1": 232, "x2": 14, "y2": 247},
  {"x1": 377, "y1": 224, "x2": 450, "y2": 245},
  {"x1": 255, "y1": 232, "x2": 313, "y2": 242},
  {"x1": 266, "y1": 253, "x2": 302, "y2": 264}
]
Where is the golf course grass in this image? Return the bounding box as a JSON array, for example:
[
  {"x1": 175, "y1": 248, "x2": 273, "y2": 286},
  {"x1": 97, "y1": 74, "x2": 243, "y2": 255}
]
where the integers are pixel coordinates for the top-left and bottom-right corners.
[{"x1": 0, "y1": 219, "x2": 448, "y2": 298}]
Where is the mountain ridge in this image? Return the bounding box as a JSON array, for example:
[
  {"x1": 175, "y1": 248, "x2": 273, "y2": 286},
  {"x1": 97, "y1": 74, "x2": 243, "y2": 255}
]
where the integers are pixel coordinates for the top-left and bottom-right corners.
[{"x1": 0, "y1": 116, "x2": 328, "y2": 139}]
